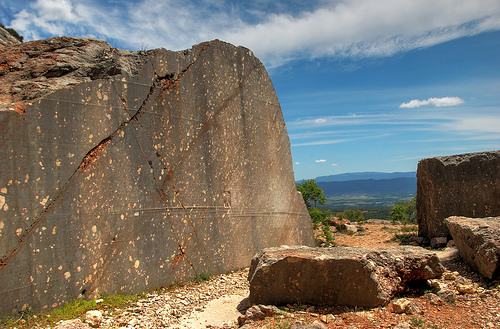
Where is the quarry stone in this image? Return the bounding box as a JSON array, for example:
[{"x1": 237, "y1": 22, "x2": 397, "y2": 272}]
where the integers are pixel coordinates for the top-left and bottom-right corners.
[
  {"x1": 248, "y1": 246, "x2": 444, "y2": 308},
  {"x1": 445, "y1": 216, "x2": 500, "y2": 279},
  {"x1": 0, "y1": 37, "x2": 314, "y2": 315},
  {"x1": 417, "y1": 150, "x2": 500, "y2": 239}
]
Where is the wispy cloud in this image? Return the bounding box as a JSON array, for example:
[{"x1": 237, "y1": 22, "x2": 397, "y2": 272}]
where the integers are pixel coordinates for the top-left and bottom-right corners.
[
  {"x1": 315, "y1": 159, "x2": 327, "y2": 163},
  {"x1": 400, "y1": 97, "x2": 464, "y2": 109},
  {"x1": 9, "y1": 0, "x2": 500, "y2": 67},
  {"x1": 290, "y1": 107, "x2": 500, "y2": 148}
]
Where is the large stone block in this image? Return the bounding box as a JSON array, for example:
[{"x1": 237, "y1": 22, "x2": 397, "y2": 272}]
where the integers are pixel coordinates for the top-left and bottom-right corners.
[
  {"x1": 445, "y1": 216, "x2": 500, "y2": 279},
  {"x1": 417, "y1": 151, "x2": 500, "y2": 239},
  {"x1": 0, "y1": 37, "x2": 315, "y2": 315},
  {"x1": 248, "y1": 246, "x2": 444, "y2": 308}
]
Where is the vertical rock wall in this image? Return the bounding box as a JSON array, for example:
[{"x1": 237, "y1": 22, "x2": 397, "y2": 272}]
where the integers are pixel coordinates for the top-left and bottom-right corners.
[
  {"x1": 0, "y1": 37, "x2": 314, "y2": 315},
  {"x1": 417, "y1": 150, "x2": 500, "y2": 239}
]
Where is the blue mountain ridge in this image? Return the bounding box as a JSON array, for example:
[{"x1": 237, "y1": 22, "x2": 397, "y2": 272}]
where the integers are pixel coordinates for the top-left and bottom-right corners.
[
  {"x1": 314, "y1": 171, "x2": 416, "y2": 182},
  {"x1": 297, "y1": 172, "x2": 417, "y2": 198}
]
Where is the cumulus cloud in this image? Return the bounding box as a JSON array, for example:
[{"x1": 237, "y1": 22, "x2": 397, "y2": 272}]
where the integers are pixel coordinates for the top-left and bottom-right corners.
[
  {"x1": 9, "y1": 0, "x2": 500, "y2": 67},
  {"x1": 11, "y1": 0, "x2": 81, "y2": 39},
  {"x1": 400, "y1": 97, "x2": 465, "y2": 109},
  {"x1": 315, "y1": 159, "x2": 327, "y2": 163}
]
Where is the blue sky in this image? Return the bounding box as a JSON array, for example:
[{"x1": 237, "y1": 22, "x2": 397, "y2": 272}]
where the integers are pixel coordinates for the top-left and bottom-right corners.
[{"x1": 1, "y1": 0, "x2": 499, "y2": 180}]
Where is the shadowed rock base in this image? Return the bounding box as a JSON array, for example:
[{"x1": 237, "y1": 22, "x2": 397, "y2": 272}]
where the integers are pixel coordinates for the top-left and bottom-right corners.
[{"x1": 445, "y1": 216, "x2": 500, "y2": 279}]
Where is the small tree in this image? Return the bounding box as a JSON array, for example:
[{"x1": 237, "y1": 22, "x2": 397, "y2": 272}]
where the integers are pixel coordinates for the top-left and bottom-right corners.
[
  {"x1": 296, "y1": 179, "x2": 333, "y2": 246},
  {"x1": 296, "y1": 179, "x2": 327, "y2": 208},
  {"x1": 390, "y1": 197, "x2": 416, "y2": 225}
]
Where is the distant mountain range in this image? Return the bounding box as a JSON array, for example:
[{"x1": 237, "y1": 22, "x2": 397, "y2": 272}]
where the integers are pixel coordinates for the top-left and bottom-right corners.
[
  {"x1": 314, "y1": 171, "x2": 416, "y2": 182},
  {"x1": 299, "y1": 172, "x2": 417, "y2": 197}
]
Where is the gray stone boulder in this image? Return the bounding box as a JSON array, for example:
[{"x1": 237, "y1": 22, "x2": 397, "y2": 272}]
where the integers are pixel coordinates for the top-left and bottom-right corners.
[
  {"x1": 445, "y1": 216, "x2": 500, "y2": 279},
  {"x1": 417, "y1": 150, "x2": 500, "y2": 239},
  {"x1": 248, "y1": 246, "x2": 444, "y2": 308},
  {"x1": 0, "y1": 37, "x2": 314, "y2": 316}
]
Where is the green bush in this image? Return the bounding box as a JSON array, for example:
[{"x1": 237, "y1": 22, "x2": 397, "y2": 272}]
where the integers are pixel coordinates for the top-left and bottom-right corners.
[
  {"x1": 308, "y1": 207, "x2": 334, "y2": 247},
  {"x1": 390, "y1": 197, "x2": 416, "y2": 225},
  {"x1": 337, "y1": 209, "x2": 365, "y2": 224}
]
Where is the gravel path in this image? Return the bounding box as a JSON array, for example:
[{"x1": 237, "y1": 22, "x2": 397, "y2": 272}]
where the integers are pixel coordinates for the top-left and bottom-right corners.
[{"x1": 97, "y1": 269, "x2": 249, "y2": 329}]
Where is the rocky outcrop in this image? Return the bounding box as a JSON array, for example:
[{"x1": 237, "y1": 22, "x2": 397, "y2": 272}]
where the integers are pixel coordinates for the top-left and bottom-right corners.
[
  {"x1": 0, "y1": 37, "x2": 315, "y2": 315},
  {"x1": 445, "y1": 216, "x2": 500, "y2": 279},
  {"x1": 248, "y1": 246, "x2": 444, "y2": 308},
  {"x1": 0, "y1": 25, "x2": 22, "y2": 47},
  {"x1": 417, "y1": 151, "x2": 500, "y2": 239}
]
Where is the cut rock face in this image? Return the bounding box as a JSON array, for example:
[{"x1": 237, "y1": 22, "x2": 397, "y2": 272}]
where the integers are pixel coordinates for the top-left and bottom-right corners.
[
  {"x1": 0, "y1": 37, "x2": 314, "y2": 315},
  {"x1": 248, "y1": 246, "x2": 444, "y2": 308},
  {"x1": 445, "y1": 216, "x2": 500, "y2": 279},
  {"x1": 417, "y1": 150, "x2": 500, "y2": 239}
]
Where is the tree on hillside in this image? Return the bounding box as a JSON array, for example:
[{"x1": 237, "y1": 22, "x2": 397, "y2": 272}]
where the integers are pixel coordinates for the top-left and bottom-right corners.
[
  {"x1": 390, "y1": 197, "x2": 416, "y2": 225},
  {"x1": 296, "y1": 179, "x2": 333, "y2": 246},
  {"x1": 296, "y1": 179, "x2": 327, "y2": 208}
]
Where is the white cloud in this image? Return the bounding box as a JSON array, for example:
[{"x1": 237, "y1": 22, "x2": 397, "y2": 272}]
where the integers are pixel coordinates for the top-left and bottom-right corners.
[
  {"x1": 315, "y1": 159, "x2": 327, "y2": 163},
  {"x1": 331, "y1": 163, "x2": 338, "y2": 167},
  {"x1": 9, "y1": 0, "x2": 500, "y2": 67},
  {"x1": 221, "y1": 0, "x2": 500, "y2": 66},
  {"x1": 400, "y1": 97, "x2": 465, "y2": 109},
  {"x1": 11, "y1": 0, "x2": 81, "y2": 39},
  {"x1": 295, "y1": 161, "x2": 301, "y2": 165}
]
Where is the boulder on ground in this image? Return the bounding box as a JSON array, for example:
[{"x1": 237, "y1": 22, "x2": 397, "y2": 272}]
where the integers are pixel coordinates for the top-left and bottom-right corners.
[
  {"x1": 248, "y1": 246, "x2": 444, "y2": 308},
  {"x1": 417, "y1": 150, "x2": 500, "y2": 239},
  {"x1": 445, "y1": 216, "x2": 500, "y2": 279}
]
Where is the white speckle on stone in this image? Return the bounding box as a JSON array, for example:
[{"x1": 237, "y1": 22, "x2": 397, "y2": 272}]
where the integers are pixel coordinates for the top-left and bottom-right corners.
[{"x1": 40, "y1": 196, "x2": 49, "y2": 207}]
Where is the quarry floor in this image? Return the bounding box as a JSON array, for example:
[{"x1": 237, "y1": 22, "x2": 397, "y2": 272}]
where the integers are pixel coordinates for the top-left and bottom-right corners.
[{"x1": 17, "y1": 220, "x2": 500, "y2": 329}]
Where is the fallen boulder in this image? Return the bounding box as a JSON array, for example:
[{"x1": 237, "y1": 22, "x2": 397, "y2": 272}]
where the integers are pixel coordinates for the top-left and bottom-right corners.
[
  {"x1": 248, "y1": 246, "x2": 444, "y2": 308},
  {"x1": 445, "y1": 216, "x2": 500, "y2": 279}
]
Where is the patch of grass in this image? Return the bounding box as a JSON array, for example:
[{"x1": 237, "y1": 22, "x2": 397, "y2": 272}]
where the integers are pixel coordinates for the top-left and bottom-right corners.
[
  {"x1": 409, "y1": 317, "x2": 425, "y2": 327},
  {"x1": 399, "y1": 225, "x2": 418, "y2": 232},
  {"x1": 392, "y1": 232, "x2": 418, "y2": 244},
  {"x1": 194, "y1": 271, "x2": 211, "y2": 283},
  {"x1": 0, "y1": 292, "x2": 144, "y2": 328}
]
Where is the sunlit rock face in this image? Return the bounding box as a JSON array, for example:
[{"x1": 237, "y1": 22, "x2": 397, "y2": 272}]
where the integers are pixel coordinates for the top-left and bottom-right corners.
[
  {"x1": 0, "y1": 37, "x2": 314, "y2": 315},
  {"x1": 417, "y1": 150, "x2": 500, "y2": 239}
]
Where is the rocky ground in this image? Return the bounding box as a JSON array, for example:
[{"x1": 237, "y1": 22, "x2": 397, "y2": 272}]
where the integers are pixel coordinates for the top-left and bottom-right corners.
[{"x1": 14, "y1": 220, "x2": 500, "y2": 329}]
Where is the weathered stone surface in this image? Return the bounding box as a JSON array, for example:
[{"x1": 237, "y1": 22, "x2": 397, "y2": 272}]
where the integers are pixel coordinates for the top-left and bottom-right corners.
[
  {"x1": 0, "y1": 37, "x2": 314, "y2": 315},
  {"x1": 85, "y1": 310, "x2": 103, "y2": 328},
  {"x1": 248, "y1": 246, "x2": 444, "y2": 308},
  {"x1": 417, "y1": 150, "x2": 500, "y2": 239},
  {"x1": 54, "y1": 319, "x2": 92, "y2": 329},
  {"x1": 445, "y1": 216, "x2": 500, "y2": 279}
]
